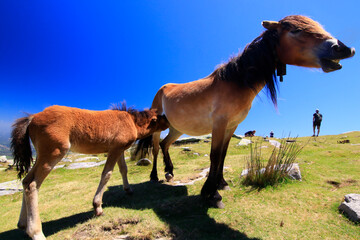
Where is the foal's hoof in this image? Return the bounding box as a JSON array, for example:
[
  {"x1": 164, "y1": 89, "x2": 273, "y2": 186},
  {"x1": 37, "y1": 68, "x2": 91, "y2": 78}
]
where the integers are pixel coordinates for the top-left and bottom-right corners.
[
  {"x1": 124, "y1": 188, "x2": 133, "y2": 195},
  {"x1": 94, "y1": 208, "x2": 103, "y2": 217},
  {"x1": 165, "y1": 173, "x2": 174, "y2": 182}
]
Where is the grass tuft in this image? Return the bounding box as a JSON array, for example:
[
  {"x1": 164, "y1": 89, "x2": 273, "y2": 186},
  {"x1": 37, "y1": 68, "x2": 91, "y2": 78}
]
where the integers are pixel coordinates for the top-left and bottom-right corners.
[{"x1": 242, "y1": 138, "x2": 304, "y2": 188}]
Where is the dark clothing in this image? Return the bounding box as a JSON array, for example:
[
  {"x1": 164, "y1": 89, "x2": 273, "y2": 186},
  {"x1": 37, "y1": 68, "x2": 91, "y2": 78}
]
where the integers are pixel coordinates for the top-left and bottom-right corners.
[
  {"x1": 313, "y1": 113, "x2": 322, "y2": 124},
  {"x1": 313, "y1": 121, "x2": 321, "y2": 127}
]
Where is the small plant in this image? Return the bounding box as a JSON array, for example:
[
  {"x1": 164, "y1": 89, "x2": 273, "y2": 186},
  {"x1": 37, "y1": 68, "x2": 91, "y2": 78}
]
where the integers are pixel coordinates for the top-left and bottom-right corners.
[{"x1": 242, "y1": 138, "x2": 304, "y2": 188}]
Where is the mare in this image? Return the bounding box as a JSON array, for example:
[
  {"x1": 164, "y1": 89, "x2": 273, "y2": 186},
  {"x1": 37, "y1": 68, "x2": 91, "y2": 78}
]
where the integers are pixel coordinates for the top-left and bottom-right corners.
[
  {"x1": 135, "y1": 15, "x2": 355, "y2": 208},
  {"x1": 11, "y1": 104, "x2": 169, "y2": 240}
]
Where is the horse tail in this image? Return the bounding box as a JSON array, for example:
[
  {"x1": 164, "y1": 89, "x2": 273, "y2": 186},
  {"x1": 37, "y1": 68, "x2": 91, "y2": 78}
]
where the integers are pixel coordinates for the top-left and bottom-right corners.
[
  {"x1": 11, "y1": 115, "x2": 33, "y2": 179},
  {"x1": 132, "y1": 135, "x2": 153, "y2": 160}
]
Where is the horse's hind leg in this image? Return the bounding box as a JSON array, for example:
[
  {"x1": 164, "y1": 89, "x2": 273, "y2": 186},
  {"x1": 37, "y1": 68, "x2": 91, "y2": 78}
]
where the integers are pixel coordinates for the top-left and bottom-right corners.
[
  {"x1": 93, "y1": 149, "x2": 122, "y2": 216},
  {"x1": 117, "y1": 153, "x2": 132, "y2": 194},
  {"x1": 159, "y1": 127, "x2": 182, "y2": 182},
  {"x1": 21, "y1": 147, "x2": 68, "y2": 240}
]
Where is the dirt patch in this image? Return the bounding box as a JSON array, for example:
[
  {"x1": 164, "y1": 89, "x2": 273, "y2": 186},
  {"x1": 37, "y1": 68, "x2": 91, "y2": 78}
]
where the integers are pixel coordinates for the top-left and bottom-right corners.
[
  {"x1": 326, "y1": 179, "x2": 357, "y2": 189},
  {"x1": 71, "y1": 218, "x2": 141, "y2": 240}
]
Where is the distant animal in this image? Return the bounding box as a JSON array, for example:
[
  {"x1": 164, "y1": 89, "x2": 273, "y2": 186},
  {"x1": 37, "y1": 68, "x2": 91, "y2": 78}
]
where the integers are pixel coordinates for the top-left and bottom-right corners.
[
  {"x1": 337, "y1": 139, "x2": 350, "y2": 144},
  {"x1": 11, "y1": 104, "x2": 169, "y2": 240},
  {"x1": 134, "y1": 15, "x2": 355, "y2": 208}
]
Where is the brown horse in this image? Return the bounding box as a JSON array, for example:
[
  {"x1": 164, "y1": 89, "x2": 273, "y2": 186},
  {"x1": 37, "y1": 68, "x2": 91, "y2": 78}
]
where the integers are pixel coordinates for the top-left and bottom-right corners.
[
  {"x1": 11, "y1": 104, "x2": 169, "y2": 240},
  {"x1": 135, "y1": 15, "x2": 355, "y2": 207}
]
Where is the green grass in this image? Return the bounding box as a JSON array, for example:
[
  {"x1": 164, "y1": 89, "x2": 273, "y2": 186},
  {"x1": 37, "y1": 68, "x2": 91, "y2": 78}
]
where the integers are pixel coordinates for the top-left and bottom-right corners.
[{"x1": 0, "y1": 132, "x2": 359, "y2": 239}]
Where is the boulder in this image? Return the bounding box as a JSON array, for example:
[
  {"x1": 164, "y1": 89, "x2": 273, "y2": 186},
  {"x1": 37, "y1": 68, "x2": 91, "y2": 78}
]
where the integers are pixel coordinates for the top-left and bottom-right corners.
[
  {"x1": 136, "y1": 158, "x2": 152, "y2": 166},
  {"x1": 241, "y1": 163, "x2": 302, "y2": 181},
  {"x1": 0, "y1": 156, "x2": 7, "y2": 163},
  {"x1": 339, "y1": 194, "x2": 360, "y2": 222},
  {"x1": 237, "y1": 139, "x2": 252, "y2": 146}
]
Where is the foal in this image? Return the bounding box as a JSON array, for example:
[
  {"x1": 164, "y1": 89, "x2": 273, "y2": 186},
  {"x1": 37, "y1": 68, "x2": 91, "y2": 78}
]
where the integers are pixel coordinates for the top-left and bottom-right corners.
[{"x1": 11, "y1": 105, "x2": 169, "y2": 240}]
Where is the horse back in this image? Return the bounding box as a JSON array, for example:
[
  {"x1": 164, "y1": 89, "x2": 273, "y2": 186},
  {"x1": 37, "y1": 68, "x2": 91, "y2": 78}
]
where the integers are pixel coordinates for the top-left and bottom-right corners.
[{"x1": 29, "y1": 105, "x2": 137, "y2": 154}]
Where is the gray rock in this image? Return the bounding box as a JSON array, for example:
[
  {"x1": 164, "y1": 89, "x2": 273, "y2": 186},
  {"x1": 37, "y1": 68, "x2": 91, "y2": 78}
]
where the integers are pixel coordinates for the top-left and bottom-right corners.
[
  {"x1": 241, "y1": 163, "x2": 302, "y2": 181},
  {"x1": 136, "y1": 158, "x2": 152, "y2": 166},
  {"x1": 339, "y1": 194, "x2": 360, "y2": 222},
  {"x1": 0, "y1": 156, "x2": 7, "y2": 163},
  {"x1": 66, "y1": 160, "x2": 106, "y2": 169},
  {"x1": 237, "y1": 139, "x2": 252, "y2": 146},
  {"x1": 0, "y1": 180, "x2": 22, "y2": 196}
]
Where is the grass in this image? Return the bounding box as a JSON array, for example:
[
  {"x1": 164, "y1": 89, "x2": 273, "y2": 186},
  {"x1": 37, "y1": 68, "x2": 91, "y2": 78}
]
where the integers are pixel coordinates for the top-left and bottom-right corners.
[
  {"x1": 0, "y1": 132, "x2": 359, "y2": 239},
  {"x1": 242, "y1": 138, "x2": 304, "y2": 188}
]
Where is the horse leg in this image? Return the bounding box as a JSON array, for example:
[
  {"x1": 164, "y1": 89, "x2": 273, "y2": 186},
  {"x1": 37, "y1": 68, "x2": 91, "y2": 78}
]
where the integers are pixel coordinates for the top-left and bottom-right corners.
[
  {"x1": 117, "y1": 152, "x2": 132, "y2": 195},
  {"x1": 21, "y1": 147, "x2": 67, "y2": 240},
  {"x1": 160, "y1": 127, "x2": 182, "y2": 182},
  {"x1": 218, "y1": 127, "x2": 237, "y2": 191},
  {"x1": 93, "y1": 149, "x2": 121, "y2": 216},
  {"x1": 201, "y1": 119, "x2": 228, "y2": 208},
  {"x1": 150, "y1": 132, "x2": 161, "y2": 181}
]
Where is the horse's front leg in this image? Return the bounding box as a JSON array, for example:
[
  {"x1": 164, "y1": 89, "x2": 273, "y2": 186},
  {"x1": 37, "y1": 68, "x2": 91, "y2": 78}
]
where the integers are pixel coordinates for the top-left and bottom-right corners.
[
  {"x1": 117, "y1": 153, "x2": 132, "y2": 194},
  {"x1": 201, "y1": 118, "x2": 228, "y2": 208},
  {"x1": 93, "y1": 149, "x2": 121, "y2": 216},
  {"x1": 217, "y1": 126, "x2": 237, "y2": 191}
]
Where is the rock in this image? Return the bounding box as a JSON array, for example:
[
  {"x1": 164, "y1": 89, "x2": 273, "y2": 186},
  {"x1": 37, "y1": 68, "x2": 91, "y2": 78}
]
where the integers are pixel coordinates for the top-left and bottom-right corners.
[
  {"x1": 136, "y1": 158, "x2": 152, "y2": 166},
  {"x1": 61, "y1": 158, "x2": 72, "y2": 162},
  {"x1": 66, "y1": 160, "x2": 106, "y2": 169},
  {"x1": 193, "y1": 152, "x2": 200, "y2": 156},
  {"x1": 269, "y1": 140, "x2": 281, "y2": 148},
  {"x1": 74, "y1": 156, "x2": 99, "y2": 162},
  {"x1": 0, "y1": 156, "x2": 7, "y2": 163},
  {"x1": 232, "y1": 134, "x2": 243, "y2": 139},
  {"x1": 0, "y1": 180, "x2": 23, "y2": 196},
  {"x1": 182, "y1": 147, "x2": 191, "y2": 152},
  {"x1": 339, "y1": 194, "x2": 360, "y2": 222},
  {"x1": 241, "y1": 163, "x2": 301, "y2": 181},
  {"x1": 237, "y1": 139, "x2": 252, "y2": 146}
]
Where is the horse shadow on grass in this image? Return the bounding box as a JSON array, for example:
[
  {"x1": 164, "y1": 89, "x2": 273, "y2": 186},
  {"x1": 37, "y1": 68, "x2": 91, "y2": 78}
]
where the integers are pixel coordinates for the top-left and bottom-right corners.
[
  {"x1": 0, "y1": 182, "x2": 259, "y2": 240},
  {"x1": 102, "y1": 182, "x2": 259, "y2": 240}
]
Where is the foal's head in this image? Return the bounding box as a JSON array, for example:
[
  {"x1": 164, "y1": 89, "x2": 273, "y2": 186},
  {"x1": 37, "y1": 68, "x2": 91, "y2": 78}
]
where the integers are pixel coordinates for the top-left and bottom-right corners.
[
  {"x1": 130, "y1": 109, "x2": 169, "y2": 138},
  {"x1": 263, "y1": 15, "x2": 355, "y2": 72}
]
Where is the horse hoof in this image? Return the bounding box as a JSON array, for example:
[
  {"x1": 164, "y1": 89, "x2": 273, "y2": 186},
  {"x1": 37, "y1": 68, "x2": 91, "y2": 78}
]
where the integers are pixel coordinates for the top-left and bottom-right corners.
[
  {"x1": 165, "y1": 173, "x2": 173, "y2": 182},
  {"x1": 125, "y1": 188, "x2": 133, "y2": 195},
  {"x1": 17, "y1": 222, "x2": 26, "y2": 230},
  {"x1": 95, "y1": 208, "x2": 103, "y2": 217},
  {"x1": 219, "y1": 185, "x2": 231, "y2": 191},
  {"x1": 208, "y1": 198, "x2": 225, "y2": 209}
]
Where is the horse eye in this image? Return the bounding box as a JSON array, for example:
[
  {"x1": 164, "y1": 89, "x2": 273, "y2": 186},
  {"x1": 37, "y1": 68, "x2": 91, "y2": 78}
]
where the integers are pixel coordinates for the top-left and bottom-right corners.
[{"x1": 290, "y1": 29, "x2": 302, "y2": 34}]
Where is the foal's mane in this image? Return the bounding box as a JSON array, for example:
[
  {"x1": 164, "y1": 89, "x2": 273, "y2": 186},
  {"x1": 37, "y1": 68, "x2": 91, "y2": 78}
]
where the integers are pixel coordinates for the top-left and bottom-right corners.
[
  {"x1": 111, "y1": 103, "x2": 156, "y2": 126},
  {"x1": 211, "y1": 29, "x2": 280, "y2": 105}
]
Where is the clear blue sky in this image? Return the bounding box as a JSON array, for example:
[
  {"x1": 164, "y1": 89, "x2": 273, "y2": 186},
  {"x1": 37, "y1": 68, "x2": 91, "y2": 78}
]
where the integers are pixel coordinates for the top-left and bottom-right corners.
[{"x1": 0, "y1": 0, "x2": 359, "y2": 140}]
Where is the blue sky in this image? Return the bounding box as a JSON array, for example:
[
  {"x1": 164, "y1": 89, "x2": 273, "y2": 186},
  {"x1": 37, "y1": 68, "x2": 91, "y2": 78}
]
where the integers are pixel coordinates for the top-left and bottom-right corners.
[{"x1": 0, "y1": 0, "x2": 359, "y2": 139}]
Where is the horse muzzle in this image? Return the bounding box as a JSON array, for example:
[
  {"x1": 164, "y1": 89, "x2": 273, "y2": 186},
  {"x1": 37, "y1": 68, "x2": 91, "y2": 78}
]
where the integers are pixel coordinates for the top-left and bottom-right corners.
[{"x1": 318, "y1": 39, "x2": 355, "y2": 73}]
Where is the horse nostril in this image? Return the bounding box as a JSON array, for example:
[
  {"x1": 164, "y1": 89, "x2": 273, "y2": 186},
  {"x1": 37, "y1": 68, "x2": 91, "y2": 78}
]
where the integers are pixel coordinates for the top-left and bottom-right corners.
[{"x1": 333, "y1": 44, "x2": 342, "y2": 52}]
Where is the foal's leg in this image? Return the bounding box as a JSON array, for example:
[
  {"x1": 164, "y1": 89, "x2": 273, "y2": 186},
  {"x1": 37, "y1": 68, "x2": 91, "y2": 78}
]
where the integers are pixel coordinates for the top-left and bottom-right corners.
[
  {"x1": 150, "y1": 132, "x2": 161, "y2": 181},
  {"x1": 217, "y1": 127, "x2": 237, "y2": 191},
  {"x1": 117, "y1": 153, "x2": 132, "y2": 194},
  {"x1": 21, "y1": 147, "x2": 67, "y2": 240},
  {"x1": 93, "y1": 149, "x2": 122, "y2": 216},
  {"x1": 159, "y1": 127, "x2": 182, "y2": 182}
]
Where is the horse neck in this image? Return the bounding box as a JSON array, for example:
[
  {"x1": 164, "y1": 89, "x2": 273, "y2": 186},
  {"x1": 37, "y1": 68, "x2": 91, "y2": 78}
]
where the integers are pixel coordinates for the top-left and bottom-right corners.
[{"x1": 214, "y1": 30, "x2": 279, "y2": 105}]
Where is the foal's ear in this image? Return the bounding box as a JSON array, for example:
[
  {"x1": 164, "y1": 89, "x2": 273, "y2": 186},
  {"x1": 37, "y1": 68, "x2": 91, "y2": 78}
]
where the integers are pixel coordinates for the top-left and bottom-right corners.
[{"x1": 262, "y1": 20, "x2": 280, "y2": 30}]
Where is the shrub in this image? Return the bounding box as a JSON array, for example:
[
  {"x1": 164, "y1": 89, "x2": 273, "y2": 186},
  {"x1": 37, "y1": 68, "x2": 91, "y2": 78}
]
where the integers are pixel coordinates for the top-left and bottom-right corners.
[{"x1": 242, "y1": 139, "x2": 304, "y2": 188}]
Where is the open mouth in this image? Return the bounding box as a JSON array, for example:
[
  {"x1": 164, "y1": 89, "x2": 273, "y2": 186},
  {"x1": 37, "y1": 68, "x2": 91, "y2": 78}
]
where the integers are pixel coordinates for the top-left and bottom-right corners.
[{"x1": 320, "y1": 58, "x2": 342, "y2": 73}]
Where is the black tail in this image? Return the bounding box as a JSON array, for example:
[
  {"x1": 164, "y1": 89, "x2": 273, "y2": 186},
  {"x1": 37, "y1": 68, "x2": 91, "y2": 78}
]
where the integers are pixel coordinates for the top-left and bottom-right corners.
[
  {"x1": 11, "y1": 115, "x2": 33, "y2": 179},
  {"x1": 131, "y1": 135, "x2": 153, "y2": 161}
]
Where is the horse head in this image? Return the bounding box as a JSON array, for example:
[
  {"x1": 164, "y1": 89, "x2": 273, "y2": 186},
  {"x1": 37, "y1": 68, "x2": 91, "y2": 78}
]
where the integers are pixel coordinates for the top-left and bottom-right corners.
[{"x1": 263, "y1": 15, "x2": 355, "y2": 72}]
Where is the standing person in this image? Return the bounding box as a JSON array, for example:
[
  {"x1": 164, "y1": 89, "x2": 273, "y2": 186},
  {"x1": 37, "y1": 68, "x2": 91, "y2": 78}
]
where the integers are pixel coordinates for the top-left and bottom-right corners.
[{"x1": 313, "y1": 109, "x2": 323, "y2": 137}]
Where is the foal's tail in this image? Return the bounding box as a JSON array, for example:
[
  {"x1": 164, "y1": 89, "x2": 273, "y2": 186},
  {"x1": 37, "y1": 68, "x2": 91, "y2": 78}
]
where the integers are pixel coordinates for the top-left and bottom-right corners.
[
  {"x1": 132, "y1": 135, "x2": 153, "y2": 160},
  {"x1": 11, "y1": 115, "x2": 33, "y2": 179}
]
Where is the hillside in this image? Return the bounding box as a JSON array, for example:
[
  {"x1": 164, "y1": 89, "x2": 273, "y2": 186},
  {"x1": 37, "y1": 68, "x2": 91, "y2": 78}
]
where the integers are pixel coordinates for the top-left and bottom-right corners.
[{"x1": 0, "y1": 132, "x2": 359, "y2": 239}]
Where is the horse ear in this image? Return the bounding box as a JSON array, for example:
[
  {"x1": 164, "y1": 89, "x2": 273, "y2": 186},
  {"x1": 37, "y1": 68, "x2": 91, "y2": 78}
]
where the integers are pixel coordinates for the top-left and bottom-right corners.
[{"x1": 262, "y1": 20, "x2": 280, "y2": 30}]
